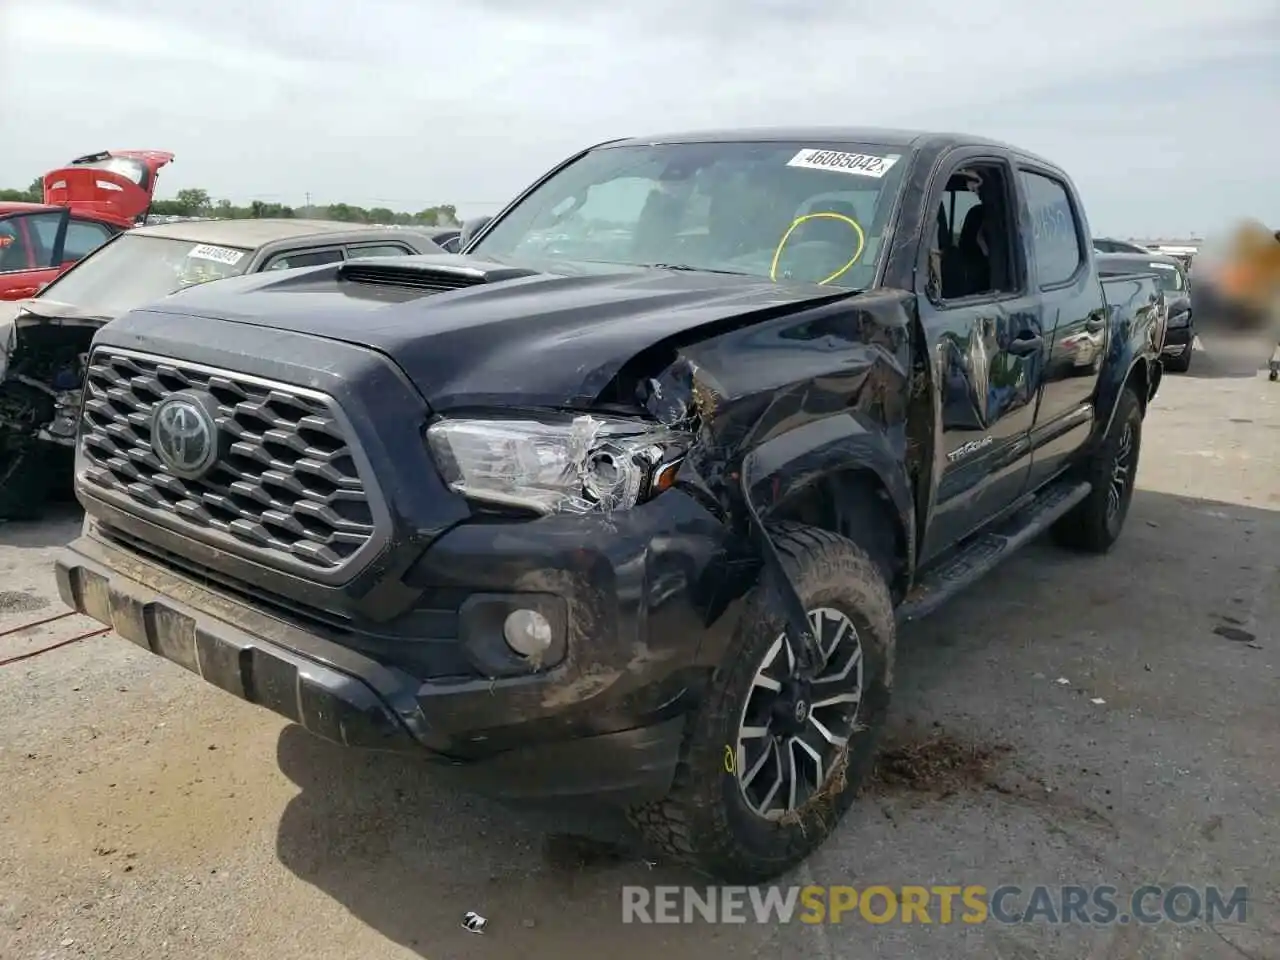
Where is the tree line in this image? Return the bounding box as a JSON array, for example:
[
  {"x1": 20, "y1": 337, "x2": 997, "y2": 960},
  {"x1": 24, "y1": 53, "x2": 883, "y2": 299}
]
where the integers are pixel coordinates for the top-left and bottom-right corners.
[{"x1": 0, "y1": 181, "x2": 460, "y2": 227}]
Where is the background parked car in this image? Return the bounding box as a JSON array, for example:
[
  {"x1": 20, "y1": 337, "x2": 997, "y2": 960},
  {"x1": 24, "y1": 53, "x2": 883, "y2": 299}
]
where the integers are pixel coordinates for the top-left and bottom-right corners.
[
  {"x1": 0, "y1": 150, "x2": 175, "y2": 301},
  {"x1": 1093, "y1": 237, "x2": 1151, "y2": 255},
  {"x1": 424, "y1": 226, "x2": 462, "y2": 252},
  {"x1": 1097, "y1": 251, "x2": 1194, "y2": 371},
  {"x1": 0, "y1": 218, "x2": 444, "y2": 519}
]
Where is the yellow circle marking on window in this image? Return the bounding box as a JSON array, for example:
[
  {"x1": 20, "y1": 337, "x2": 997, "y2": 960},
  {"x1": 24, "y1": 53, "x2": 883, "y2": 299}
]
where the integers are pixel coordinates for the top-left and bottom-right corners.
[{"x1": 769, "y1": 211, "x2": 867, "y2": 286}]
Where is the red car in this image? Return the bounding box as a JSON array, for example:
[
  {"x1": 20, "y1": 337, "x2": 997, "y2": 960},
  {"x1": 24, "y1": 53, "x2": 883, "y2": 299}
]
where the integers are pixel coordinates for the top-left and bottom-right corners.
[{"x1": 0, "y1": 150, "x2": 173, "y2": 301}]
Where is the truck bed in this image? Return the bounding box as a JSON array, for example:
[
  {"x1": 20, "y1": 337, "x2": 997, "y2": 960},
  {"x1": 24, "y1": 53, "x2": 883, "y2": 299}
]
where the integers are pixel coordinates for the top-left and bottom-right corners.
[{"x1": 1101, "y1": 272, "x2": 1166, "y2": 353}]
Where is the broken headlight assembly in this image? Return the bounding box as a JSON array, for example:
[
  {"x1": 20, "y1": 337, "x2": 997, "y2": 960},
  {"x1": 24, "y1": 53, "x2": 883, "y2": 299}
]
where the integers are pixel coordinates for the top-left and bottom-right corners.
[{"x1": 425, "y1": 415, "x2": 689, "y2": 515}]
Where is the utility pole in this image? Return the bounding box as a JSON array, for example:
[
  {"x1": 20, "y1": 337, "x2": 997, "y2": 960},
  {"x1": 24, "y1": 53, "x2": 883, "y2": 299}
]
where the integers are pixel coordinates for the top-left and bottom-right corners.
[{"x1": 304, "y1": 191, "x2": 311, "y2": 211}]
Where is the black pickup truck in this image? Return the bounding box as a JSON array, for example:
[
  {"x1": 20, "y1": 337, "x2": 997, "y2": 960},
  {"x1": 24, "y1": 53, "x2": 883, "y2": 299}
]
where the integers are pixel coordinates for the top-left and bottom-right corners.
[{"x1": 55, "y1": 128, "x2": 1164, "y2": 883}]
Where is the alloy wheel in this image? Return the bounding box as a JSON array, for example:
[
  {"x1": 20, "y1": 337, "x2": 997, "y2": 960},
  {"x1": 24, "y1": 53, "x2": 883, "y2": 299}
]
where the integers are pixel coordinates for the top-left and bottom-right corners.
[
  {"x1": 1106, "y1": 422, "x2": 1134, "y2": 524},
  {"x1": 734, "y1": 607, "x2": 865, "y2": 820}
]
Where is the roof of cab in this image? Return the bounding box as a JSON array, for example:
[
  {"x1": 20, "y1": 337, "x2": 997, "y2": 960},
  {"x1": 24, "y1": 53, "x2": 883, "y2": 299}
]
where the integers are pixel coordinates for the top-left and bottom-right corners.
[
  {"x1": 126, "y1": 218, "x2": 435, "y2": 248},
  {"x1": 0, "y1": 201, "x2": 59, "y2": 216},
  {"x1": 606, "y1": 126, "x2": 1051, "y2": 162},
  {"x1": 1096, "y1": 251, "x2": 1186, "y2": 269}
]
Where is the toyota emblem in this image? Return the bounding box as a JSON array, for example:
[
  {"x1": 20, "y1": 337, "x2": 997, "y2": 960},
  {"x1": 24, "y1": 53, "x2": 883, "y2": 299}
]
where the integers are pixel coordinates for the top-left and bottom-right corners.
[{"x1": 151, "y1": 393, "x2": 219, "y2": 479}]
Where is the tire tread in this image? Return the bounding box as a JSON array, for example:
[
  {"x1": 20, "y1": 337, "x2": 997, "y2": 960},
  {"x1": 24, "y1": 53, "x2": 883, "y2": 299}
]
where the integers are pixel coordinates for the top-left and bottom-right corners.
[
  {"x1": 1051, "y1": 386, "x2": 1142, "y2": 553},
  {"x1": 628, "y1": 521, "x2": 895, "y2": 883}
]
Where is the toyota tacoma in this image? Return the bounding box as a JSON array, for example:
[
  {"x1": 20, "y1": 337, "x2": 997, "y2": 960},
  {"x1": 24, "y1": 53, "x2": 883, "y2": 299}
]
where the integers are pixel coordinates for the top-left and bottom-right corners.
[{"x1": 56, "y1": 128, "x2": 1164, "y2": 882}]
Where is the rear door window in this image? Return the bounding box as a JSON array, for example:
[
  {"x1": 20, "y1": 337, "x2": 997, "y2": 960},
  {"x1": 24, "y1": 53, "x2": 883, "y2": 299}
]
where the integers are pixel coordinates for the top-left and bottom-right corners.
[
  {"x1": 1019, "y1": 170, "x2": 1084, "y2": 286},
  {"x1": 0, "y1": 212, "x2": 65, "y2": 272},
  {"x1": 263, "y1": 247, "x2": 345, "y2": 271},
  {"x1": 345, "y1": 243, "x2": 414, "y2": 259},
  {"x1": 63, "y1": 219, "x2": 116, "y2": 261}
]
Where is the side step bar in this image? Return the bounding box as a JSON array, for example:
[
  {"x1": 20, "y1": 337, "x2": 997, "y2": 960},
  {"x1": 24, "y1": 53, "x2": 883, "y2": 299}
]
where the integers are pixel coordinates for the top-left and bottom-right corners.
[{"x1": 896, "y1": 479, "x2": 1092, "y2": 624}]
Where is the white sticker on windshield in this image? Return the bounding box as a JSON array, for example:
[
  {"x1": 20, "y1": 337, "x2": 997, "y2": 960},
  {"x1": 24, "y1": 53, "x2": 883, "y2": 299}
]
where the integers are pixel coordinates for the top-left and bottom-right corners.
[
  {"x1": 787, "y1": 149, "x2": 900, "y2": 179},
  {"x1": 188, "y1": 243, "x2": 246, "y2": 266}
]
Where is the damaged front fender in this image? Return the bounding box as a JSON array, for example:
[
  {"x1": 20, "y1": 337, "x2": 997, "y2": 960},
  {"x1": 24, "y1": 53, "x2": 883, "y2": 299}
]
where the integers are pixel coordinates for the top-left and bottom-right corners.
[{"x1": 633, "y1": 288, "x2": 919, "y2": 667}]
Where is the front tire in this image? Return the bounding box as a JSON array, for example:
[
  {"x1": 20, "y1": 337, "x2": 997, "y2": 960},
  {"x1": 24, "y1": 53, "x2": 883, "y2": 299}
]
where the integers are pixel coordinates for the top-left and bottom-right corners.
[
  {"x1": 1164, "y1": 347, "x2": 1192, "y2": 373},
  {"x1": 1051, "y1": 386, "x2": 1143, "y2": 553},
  {"x1": 629, "y1": 523, "x2": 895, "y2": 884}
]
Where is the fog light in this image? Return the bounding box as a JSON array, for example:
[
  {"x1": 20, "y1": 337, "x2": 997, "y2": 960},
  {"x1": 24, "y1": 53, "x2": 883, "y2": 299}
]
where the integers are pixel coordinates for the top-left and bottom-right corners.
[{"x1": 502, "y1": 609, "x2": 553, "y2": 659}]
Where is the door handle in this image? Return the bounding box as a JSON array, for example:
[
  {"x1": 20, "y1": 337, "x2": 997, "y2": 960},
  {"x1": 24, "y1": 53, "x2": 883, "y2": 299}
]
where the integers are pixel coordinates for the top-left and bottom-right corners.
[{"x1": 1008, "y1": 335, "x2": 1043, "y2": 356}]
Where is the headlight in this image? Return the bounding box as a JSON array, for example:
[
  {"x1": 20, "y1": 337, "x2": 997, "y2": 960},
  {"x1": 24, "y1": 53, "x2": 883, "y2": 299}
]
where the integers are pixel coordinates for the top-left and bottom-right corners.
[{"x1": 426, "y1": 415, "x2": 689, "y2": 515}]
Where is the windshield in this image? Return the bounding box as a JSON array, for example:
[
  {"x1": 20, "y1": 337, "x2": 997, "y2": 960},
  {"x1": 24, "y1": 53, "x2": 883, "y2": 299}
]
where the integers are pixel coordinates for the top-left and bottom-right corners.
[
  {"x1": 39, "y1": 234, "x2": 252, "y2": 317},
  {"x1": 1147, "y1": 262, "x2": 1185, "y2": 293},
  {"x1": 470, "y1": 140, "x2": 908, "y2": 289}
]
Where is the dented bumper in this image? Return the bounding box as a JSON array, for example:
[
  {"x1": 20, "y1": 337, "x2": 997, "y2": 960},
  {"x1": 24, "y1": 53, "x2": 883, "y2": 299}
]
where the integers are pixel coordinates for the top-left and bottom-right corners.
[{"x1": 56, "y1": 489, "x2": 745, "y2": 804}]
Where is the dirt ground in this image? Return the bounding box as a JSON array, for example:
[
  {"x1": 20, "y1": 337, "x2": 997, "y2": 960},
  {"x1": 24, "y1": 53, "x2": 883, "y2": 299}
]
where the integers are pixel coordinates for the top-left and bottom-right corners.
[{"x1": 0, "y1": 332, "x2": 1276, "y2": 960}]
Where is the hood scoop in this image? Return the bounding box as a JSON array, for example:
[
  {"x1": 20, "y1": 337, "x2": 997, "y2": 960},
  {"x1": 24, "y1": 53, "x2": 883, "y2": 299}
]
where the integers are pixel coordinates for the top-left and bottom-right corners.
[{"x1": 337, "y1": 255, "x2": 540, "y2": 292}]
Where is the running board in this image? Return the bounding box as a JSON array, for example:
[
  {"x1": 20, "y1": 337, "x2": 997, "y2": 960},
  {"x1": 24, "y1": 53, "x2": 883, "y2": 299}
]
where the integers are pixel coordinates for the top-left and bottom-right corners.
[{"x1": 896, "y1": 479, "x2": 1092, "y2": 624}]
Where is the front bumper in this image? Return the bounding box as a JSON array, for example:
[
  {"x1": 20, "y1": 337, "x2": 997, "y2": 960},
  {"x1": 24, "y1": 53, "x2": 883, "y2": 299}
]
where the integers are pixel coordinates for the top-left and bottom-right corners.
[
  {"x1": 1162, "y1": 323, "x2": 1194, "y2": 356},
  {"x1": 56, "y1": 492, "x2": 747, "y2": 803}
]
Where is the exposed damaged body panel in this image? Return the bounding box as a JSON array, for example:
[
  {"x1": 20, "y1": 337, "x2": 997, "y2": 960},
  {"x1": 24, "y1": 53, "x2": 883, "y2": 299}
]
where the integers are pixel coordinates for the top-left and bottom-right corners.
[{"x1": 630, "y1": 287, "x2": 920, "y2": 616}]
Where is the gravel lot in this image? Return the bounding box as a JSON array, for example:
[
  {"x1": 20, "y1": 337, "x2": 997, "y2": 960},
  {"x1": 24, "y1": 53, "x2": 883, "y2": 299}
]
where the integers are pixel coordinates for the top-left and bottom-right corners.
[{"x1": 1, "y1": 333, "x2": 1277, "y2": 960}]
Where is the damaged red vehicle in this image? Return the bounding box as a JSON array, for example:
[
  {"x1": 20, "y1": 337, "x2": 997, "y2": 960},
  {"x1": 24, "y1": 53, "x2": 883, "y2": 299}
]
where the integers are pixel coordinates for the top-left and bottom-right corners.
[{"x1": 0, "y1": 150, "x2": 174, "y2": 301}]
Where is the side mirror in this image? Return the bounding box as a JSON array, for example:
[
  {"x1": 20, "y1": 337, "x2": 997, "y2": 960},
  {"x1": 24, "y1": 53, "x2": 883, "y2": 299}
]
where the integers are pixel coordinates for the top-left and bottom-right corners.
[{"x1": 459, "y1": 216, "x2": 492, "y2": 251}]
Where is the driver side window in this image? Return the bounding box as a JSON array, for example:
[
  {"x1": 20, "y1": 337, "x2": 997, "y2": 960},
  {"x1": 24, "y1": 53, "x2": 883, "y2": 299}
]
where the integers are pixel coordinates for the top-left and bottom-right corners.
[{"x1": 927, "y1": 162, "x2": 1018, "y2": 302}]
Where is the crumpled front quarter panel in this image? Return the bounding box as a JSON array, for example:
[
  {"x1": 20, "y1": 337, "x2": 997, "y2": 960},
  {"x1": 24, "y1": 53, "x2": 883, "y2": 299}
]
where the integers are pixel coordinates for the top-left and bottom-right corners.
[{"x1": 655, "y1": 288, "x2": 918, "y2": 544}]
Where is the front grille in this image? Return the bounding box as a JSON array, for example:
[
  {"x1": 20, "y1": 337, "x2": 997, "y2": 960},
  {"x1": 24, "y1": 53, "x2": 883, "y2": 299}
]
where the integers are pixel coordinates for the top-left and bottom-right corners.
[{"x1": 79, "y1": 348, "x2": 382, "y2": 576}]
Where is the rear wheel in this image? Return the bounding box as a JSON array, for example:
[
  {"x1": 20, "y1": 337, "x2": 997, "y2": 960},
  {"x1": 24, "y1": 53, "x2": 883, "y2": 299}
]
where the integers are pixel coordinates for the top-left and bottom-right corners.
[
  {"x1": 629, "y1": 523, "x2": 895, "y2": 883},
  {"x1": 1051, "y1": 386, "x2": 1142, "y2": 553}
]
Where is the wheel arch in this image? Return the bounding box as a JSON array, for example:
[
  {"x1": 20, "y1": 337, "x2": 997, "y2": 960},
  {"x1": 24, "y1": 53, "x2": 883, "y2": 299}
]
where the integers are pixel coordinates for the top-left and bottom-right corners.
[
  {"x1": 744, "y1": 413, "x2": 915, "y2": 603},
  {"x1": 1094, "y1": 355, "x2": 1152, "y2": 446}
]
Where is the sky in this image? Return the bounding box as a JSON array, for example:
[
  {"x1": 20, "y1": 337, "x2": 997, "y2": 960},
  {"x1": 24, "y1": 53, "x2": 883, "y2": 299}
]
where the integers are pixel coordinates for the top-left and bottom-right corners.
[{"x1": 1, "y1": 0, "x2": 1277, "y2": 237}]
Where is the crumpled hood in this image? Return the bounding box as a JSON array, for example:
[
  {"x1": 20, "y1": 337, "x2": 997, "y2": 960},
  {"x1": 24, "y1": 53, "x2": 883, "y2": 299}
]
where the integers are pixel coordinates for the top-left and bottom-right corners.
[{"x1": 133, "y1": 254, "x2": 856, "y2": 410}]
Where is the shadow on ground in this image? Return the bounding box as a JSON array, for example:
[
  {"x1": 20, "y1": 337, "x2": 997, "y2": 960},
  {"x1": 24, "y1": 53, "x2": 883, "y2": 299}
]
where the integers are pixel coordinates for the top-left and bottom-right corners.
[
  {"x1": 272, "y1": 723, "x2": 785, "y2": 959},
  {"x1": 274, "y1": 489, "x2": 1279, "y2": 959},
  {"x1": 0, "y1": 502, "x2": 82, "y2": 549}
]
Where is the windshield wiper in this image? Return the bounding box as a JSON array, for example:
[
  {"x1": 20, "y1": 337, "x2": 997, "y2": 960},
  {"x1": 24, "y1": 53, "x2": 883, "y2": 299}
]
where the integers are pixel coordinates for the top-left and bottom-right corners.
[{"x1": 641, "y1": 263, "x2": 753, "y2": 277}]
